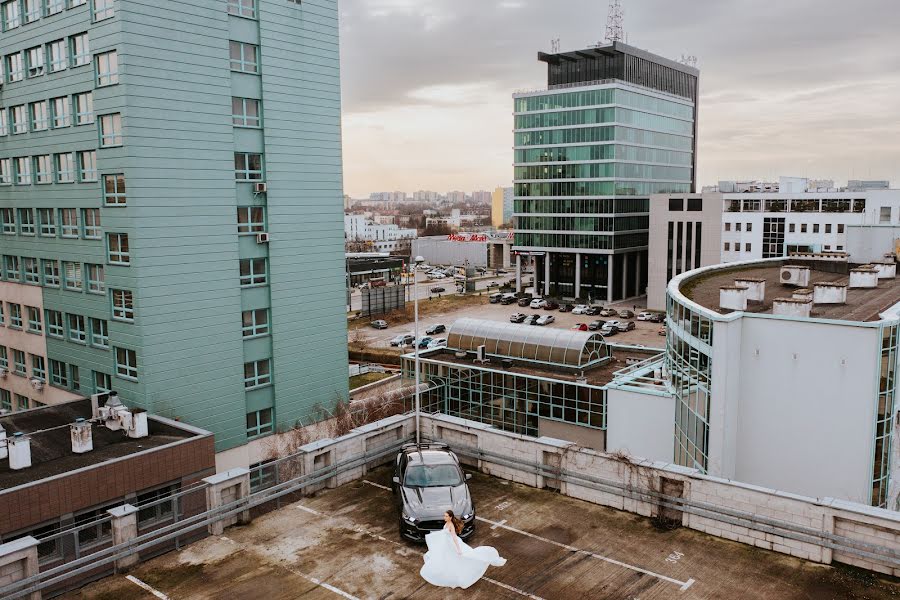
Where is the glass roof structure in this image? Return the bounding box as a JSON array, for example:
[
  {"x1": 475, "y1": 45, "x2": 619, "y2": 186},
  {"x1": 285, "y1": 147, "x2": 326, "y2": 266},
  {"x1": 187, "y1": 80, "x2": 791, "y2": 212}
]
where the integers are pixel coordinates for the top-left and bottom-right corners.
[{"x1": 446, "y1": 318, "x2": 610, "y2": 368}]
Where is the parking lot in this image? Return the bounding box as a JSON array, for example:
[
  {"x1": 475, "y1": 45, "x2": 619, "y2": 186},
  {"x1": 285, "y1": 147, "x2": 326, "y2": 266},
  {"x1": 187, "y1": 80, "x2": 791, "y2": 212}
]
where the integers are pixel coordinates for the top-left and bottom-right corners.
[
  {"x1": 356, "y1": 296, "x2": 667, "y2": 351},
  {"x1": 67, "y1": 466, "x2": 900, "y2": 600}
]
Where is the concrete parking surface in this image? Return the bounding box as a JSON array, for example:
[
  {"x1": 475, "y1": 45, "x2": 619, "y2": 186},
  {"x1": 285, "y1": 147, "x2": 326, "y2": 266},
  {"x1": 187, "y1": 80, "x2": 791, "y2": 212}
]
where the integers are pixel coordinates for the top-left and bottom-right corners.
[{"x1": 66, "y1": 467, "x2": 900, "y2": 600}]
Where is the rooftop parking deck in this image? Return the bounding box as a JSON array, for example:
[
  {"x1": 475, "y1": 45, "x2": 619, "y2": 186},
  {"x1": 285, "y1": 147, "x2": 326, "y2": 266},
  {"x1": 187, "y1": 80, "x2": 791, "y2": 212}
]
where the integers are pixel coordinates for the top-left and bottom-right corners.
[{"x1": 65, "y1": 466, "x2": 900, "y2": 600}]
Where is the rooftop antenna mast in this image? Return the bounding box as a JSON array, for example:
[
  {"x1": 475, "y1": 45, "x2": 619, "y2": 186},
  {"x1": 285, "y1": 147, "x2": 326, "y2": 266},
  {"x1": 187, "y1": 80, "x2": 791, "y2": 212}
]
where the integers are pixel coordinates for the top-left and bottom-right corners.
[
  {"x1": 551, "y1": 38, "x2": 560, "y2": 53},
  {"x1": 604, "y1": 0, "x2": 625, "y2": 44}
]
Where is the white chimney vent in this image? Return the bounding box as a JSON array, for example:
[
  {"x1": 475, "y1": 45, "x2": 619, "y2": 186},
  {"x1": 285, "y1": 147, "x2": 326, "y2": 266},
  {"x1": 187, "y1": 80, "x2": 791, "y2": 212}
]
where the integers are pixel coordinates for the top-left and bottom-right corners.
[
  {"x1": 734, "y1": 278, "x2": 766, "y2": 301},
  {"x1": 0, "y1": 425, "x2": 7, "y2": 461},
  {"x1": 813, "y1": 282, "x2": 848, "y2": 304},
  {"x1": 773, "y1": 298, "x2": 812, "y2": 318},
  {"x1": 9, "y1": 433, "x2": 32, "y2": 470},
  {"x1": 780, "y1": 265, "x2": 810, "y2": 287},
  {"x1": 792, "y1": 288, "x2": 813, "y2": 302},
  {"x1": 70, "y1": 418, "x2": 93, "y2": 454},
  {"x1": 874, "y1": 262, "x2": 897, "y2": 279},
  {"x1": 719, "y1": 285, "x2": 748, "y2": 311},
  {"x1": 127, "y1": 410, "x2": 149, "y2": 439},
  {"x1": 849, "y1": 266, "x2": 878, "y2": 289}
]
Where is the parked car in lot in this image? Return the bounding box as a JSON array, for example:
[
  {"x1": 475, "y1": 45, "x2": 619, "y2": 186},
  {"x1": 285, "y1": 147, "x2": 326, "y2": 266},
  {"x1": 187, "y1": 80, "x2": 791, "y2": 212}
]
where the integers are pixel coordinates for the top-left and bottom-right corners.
[
  {"x1": 600, "y1": 308, "x2": 618, "y2": 317},
  {"x1": 618, "y1": 310, "x2": 635, "y2": 319},
  {"x1": 500, "y1": 293, "x2": 518, "y2": 305},
  {"x1": 489, "y1": 292, "x2": 503, "y2": 304},
  {"x1": 392, "y1": 443, "x2": 475, "y2": 542},
  {"x1": 600, "y1": 324, "x2": 618, "y2": 336},
  {"x1": 518, "y1": 297, "x2": 532, "y2": 307},
  {"x1": 559, "y1": 304, "x2": 573, "y2": 313},
  {"x1": 584, "y1": 306, "x2": 601, "y2": 316},
  {"x1": 524, "y1": 314, "x2": 540, "y2": 325},
  {"x1": 529, "y1": 298, "x2": 546, "y2": 309},
  {"x1": 427, "y1": 338, "x2": 447, "y2": 349},
  {"x1": 650, "y1": 313, "x2": 665, "y2": 323},
  {"x1": 637, "y1": 311, "x2": 656, "y2": 321},
  {"x1": 588, "y1": 320, "x2": 606, "y2": 331},
  {"x1": 617, "y1": 321, "x2": 636, "y2": 332},
  {"x1": 370, "y1": 320, "x2": 388, "y2": 330},
  {"x1": 571, "y1": 323, "x2": 588, "y2": 331},
  {"x1": 658, "y1": 327, "x2": 667, "y2": 337},
  {"x1": 417, "y1": 337, "x2": 433, "y2": 349},
  {"x1": 571, "y1": 304, "x2": 589, "y2": 315},
  {"x1": 425, "y1": 324, "x2": 446, "y2": 335},
  {"x1": 390, "y1": 333, "x2": 415, "y2": 347},
  {"x1": 543, "y1": 300, "x2": 560, "y2": 310},
  {"x1": 510, "y1": 313, "x2": 527, "y2": 323},
  {"x1": 430, "y1": 286, "x2": 446, "y2": 294},
  {"x1": 605, "y1": 320, "x2": 623, "y2": 330},
  {"x1": 536, "y1": 315, "x2": 555, "y2": 326}
]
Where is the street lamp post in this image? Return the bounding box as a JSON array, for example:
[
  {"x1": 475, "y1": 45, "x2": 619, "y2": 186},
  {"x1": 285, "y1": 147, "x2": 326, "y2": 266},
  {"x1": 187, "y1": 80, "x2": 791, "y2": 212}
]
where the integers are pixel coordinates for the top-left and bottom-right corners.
[{"x1": 413, "y1": 255, "x2": 425, "y2": 445}]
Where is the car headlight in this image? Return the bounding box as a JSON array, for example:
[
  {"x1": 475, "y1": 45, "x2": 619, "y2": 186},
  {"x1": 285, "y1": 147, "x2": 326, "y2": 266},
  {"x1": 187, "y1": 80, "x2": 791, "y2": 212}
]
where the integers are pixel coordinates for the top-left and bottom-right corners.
[
  {"x1": 462, "y1": 512, "x2": 473, "y2": 520},
  {"x1": 402, "y1": 513, "x2": 417, "y2": 523}
]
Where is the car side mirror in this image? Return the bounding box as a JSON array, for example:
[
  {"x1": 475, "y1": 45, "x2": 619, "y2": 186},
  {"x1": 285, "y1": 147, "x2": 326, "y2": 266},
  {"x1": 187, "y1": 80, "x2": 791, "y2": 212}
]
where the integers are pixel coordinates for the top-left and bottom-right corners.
[
  {"x1": 465, "y1": 473, "x2": 472, "y2": 481},
  {"x1": 392, "y1": 476, "x2": 401, "y2": 484}
]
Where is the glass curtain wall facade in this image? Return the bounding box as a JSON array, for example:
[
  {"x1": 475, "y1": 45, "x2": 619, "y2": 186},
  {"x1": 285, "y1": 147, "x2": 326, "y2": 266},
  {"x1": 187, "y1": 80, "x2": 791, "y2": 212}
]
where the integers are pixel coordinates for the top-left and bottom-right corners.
[
  {"x1": 513, "y1": 43, "x2": 698, "y2": 302},
  {"x1": 874, "y1": 323, "x2": 898, "y2": 507}
]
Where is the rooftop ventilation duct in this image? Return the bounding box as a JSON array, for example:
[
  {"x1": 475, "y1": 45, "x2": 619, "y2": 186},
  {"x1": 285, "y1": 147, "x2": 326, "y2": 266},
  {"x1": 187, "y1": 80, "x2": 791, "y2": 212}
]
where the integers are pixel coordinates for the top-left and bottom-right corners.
[
  {"x1": 719, "y1": 285, "x2": 748, "y2": 311},
  {"x1": 70, "y1": 418, "x2": 93, "y2": 454},
  {"x1": 849, "y1": 266, "x2": 879, "y2": 289},
  {"x1": 792, "y1": 288, "x2": 813, "y2": 302},
  {"x1": 8, "y1": 432, "x2": 31, "y2": 470},
  {"x1": 780, "y1": 265, "x2": 810, "y2": 287},
  {"x1": 773, "y1": 298, "x2": 812, "y2": 318},
  {"x1": 813, "y1": 282, "x2": 848, "y2": 304},
  {"x1": 733, "y1": 278, "x2": 766, "y2": 301},
  {"x1": 874, "y1": 262, "x2": 897, "y2": 279}
]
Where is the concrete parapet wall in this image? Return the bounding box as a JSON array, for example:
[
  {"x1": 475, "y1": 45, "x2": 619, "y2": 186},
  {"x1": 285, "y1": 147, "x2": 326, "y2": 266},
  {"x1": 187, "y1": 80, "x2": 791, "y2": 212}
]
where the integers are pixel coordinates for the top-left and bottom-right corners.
[{"x1": 422, "y1": 414, "x2": 900, "y2": 575}]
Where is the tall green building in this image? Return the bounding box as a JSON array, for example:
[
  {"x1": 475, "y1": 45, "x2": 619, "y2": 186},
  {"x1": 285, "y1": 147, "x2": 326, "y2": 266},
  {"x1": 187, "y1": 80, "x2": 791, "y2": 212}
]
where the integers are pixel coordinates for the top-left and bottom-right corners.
[
  {"x1": 513, "y1": 42, "x2": 699, "y2": 302},
  {"x1": 0, "y1": 0, "x2": 349, "y2": 458}
]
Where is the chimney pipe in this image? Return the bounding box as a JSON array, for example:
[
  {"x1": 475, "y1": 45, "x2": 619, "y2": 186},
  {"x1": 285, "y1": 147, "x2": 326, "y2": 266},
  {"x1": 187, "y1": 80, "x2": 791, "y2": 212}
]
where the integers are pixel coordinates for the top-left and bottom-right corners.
[
  {"x1": 70, "y1": 418, "x2": 93, "y2": 454},
  {"x1": 9, "y1": 432, "x2": 32, "y2": 470}
]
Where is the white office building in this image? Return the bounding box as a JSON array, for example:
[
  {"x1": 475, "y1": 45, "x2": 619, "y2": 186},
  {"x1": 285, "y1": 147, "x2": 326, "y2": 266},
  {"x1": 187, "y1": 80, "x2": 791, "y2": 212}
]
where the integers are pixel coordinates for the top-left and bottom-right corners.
[{"x1": 344, "y1": 215, "x2": 416, "y2": 253}]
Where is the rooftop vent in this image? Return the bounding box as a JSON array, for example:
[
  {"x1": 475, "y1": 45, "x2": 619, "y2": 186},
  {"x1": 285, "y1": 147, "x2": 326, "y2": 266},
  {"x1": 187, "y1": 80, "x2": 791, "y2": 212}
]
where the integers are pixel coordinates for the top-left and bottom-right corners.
[
  {"x1": 780, "y1": 265, "x2": 810, "y2": 287},
  {"x1": 813, "y1": 282, "x2": 848, "y2": 304},
  {"x1": 792, "y1": 288, "x2": 813, "y2": 302},
  {"x1": 874, "y1": 262, "x2": 897, "y2": 280},
  {"x1": 8, "y1": 432, "x2": 31, "y2": 470},
  {"x1": 734, "y1": 277, "x2": 766, "y2": 301},
  {"x1": 70, "y1": 418, "x2": 93, "y2": 454},
  {"x1": 773, "y1": 298, "x2": 812, "y2": 318},
  {"x1": 98, "y1": 397, "x2": 149, "y2": 439},
  {"x1": 719, "y1": 285, "x2": 749, "y2": 311},
  {"x1": 849, "y1": 266, "x2": 879, "y2": 289}
]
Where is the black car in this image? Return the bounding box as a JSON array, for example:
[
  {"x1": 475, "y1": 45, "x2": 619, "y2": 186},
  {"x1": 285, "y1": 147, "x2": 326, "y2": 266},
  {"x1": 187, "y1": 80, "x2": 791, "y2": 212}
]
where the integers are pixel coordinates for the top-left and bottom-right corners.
[
  {"x1": 588, "y1": 320, "x2": 606, "y2": 331},
  {"x1": 426, "y1": 324, "x2": 446, "y2": 335},
  {"x1": 392, "y1": 443, "x2": 475, "y2": 542},
  {"x1": 559, "y1": 304, "x2": 572, "y2": 313},
  {"x1": 430, "y1": 286, "x2": 446, "y2": 294},
  {"x1": 543, "y1": 300, "x2": 560, "y2": 310},
  {"x1": 584, "y1": 306, "x2": 601, "y2": 316}
]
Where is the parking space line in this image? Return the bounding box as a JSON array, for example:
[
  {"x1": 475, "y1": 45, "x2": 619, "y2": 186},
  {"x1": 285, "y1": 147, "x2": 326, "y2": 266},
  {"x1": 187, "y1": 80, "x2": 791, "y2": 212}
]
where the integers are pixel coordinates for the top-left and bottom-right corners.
[
  {"x1": 364, "y1": 480, "x2": 392, "y2": 491},
  {"x1": 125, "y1": 575, "x2": 170, "y2": 599}
]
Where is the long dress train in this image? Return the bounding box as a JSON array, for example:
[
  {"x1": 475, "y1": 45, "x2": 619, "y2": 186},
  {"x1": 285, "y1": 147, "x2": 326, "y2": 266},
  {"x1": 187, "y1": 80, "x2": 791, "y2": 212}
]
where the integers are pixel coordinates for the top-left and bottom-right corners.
[{"x1": 419, "y1": 525, "x2": 506, "y2": 589}]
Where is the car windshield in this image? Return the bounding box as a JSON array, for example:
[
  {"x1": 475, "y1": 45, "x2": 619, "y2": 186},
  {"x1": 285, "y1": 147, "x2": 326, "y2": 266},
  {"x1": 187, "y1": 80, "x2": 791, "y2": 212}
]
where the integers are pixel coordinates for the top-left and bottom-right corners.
[{"x1": 404, "y1": 464, "x2": 462, "y2": 487}]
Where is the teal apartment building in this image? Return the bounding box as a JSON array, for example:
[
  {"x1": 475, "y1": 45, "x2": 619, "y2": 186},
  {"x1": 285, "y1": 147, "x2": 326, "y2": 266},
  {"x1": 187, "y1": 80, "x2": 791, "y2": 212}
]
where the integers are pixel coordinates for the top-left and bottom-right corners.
[
  {"x1": 0, "y1": 0, "x2": 349, "y2": 465},
  {"x1": 512, "y1": 42, "x2": 699, "y2": 302}
]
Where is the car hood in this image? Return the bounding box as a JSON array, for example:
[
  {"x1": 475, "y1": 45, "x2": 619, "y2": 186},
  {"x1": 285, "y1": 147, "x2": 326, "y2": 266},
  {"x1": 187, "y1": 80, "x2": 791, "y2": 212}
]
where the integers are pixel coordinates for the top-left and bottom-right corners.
[{"x1": 401, "y1": 484, "x2": 472, "y2": 519}]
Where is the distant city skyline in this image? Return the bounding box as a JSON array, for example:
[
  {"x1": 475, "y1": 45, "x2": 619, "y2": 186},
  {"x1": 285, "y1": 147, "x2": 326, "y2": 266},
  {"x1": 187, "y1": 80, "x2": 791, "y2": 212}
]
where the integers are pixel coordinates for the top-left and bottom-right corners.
[{"x1": 339, "y1": 0, "x2": 899, "y2": 198}]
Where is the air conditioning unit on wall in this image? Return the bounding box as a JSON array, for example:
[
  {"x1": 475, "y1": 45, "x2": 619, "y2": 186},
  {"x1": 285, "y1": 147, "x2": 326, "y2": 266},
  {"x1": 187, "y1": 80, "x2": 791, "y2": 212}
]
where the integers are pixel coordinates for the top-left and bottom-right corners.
[
  {"x1": 254, "y1": 182, "x2": 268, "y2": 194},
  {"x1": 256, "y1": 232, "x2": 271, "y2": 244}
]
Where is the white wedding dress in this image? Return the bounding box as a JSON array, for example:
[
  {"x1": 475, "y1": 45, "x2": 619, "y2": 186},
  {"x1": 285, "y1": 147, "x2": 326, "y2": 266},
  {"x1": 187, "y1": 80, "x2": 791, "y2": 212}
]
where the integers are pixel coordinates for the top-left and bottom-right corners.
[{"x1": 420, "y1": 524, "x2": 507, "y2": 589}]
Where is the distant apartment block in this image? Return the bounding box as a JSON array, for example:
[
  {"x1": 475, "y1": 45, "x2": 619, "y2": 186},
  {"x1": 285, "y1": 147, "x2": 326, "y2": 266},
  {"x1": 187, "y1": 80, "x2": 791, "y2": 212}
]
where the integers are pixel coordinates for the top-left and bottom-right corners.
[
  {"x1": 492, "y1": 186, "x2": 514, "y2": 227},
  {"x1": 344, "y1": 215, "x2": 416, "y2": 253},
  {"x1": 0, "y1": 0, "x2": 349, "y2": 468}
]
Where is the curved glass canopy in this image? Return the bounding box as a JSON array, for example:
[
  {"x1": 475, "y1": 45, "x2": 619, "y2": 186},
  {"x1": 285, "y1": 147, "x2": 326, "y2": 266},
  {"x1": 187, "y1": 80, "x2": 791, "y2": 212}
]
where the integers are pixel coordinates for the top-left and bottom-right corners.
[{"x1": 446, "y1": 318, "x2": 609, "y2": 368}]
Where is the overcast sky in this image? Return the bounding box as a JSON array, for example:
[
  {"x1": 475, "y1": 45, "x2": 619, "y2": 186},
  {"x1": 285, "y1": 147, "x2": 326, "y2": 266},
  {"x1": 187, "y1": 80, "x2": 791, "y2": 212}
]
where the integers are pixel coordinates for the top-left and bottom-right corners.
[{"x1": 338, "y1": 0, "x2": 900, "y2": 197}]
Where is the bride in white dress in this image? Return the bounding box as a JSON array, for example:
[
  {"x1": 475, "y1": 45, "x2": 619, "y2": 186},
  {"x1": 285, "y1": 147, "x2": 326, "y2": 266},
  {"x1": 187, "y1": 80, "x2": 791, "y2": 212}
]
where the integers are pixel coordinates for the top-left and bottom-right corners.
[{"x1": 420, "y1": 510, "x2": 507, "y2": 589}]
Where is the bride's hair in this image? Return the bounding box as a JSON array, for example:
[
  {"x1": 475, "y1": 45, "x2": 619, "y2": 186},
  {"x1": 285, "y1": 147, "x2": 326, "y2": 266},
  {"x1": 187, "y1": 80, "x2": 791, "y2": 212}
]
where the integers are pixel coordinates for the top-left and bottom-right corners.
[{"x1": 446, "y1": 510, "x2": 463, "y2": 535}]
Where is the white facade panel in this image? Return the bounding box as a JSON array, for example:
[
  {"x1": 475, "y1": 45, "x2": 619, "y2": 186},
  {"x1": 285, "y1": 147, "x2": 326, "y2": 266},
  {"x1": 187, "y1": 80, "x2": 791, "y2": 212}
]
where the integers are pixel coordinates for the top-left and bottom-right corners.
[{"x1": 606, "y1": 388, "x2": 675, "y2": 463}]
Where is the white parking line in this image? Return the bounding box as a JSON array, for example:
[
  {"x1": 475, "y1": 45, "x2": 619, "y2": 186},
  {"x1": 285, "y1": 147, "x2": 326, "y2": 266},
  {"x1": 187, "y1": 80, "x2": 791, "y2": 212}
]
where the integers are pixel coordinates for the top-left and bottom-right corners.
[
  {"x1": 362, "y1": 479, "x2": 694, "y2": 592},
  {"x1": 364, "y1": 480, "x2": 392, "y2": 491},
  {"x1": 125, "y1": 575, "x2": 170, "y2": 599}
]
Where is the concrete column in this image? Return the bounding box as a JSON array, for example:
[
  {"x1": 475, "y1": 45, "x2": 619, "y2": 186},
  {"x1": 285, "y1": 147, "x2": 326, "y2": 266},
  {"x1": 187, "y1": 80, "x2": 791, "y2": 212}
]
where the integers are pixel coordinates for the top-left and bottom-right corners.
[
  {"x1": 636, "y1": 252, "x2": 644, "y2": 297},
  {"x1": 203, "y1": 467, "x2": 251, "y2": 536},
  {"x1": 574, "y1": 253, "x2": 581, "y2": 300},
  {"x1": 515, "y1": 254, "x2": 522, "y2": 293},
  {"x1": 107, "y1": 504, "x2": 139, "y2": 570},
  {"x1": 543, "y1": 253, "x2": 551, "y2": 296},
  {"x1": 606, "y1": 257, "x2": 614, "y2": 303},
  {"x1": 0, "y1": 537, "x2": 40, "y2": 600},
  {"x1": 622, "y1": 253, "x2": 629, "y2": 299}
]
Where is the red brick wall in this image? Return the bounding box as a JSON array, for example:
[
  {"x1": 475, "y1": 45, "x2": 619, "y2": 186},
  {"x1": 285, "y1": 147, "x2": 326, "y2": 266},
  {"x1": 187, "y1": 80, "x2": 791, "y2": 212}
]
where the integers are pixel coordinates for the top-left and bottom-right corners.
[{"x1": 0, "y1": 435, "x2": 215, "y2": 535}]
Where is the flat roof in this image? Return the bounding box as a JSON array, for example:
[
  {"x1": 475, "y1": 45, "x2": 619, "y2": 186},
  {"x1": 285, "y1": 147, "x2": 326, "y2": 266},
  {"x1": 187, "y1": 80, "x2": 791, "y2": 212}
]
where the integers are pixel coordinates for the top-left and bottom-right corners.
[
  {"x1": 0, "y1": 398, "x2": 204, "y2": 490},
  {"x1": 419, "y1": 346, "x2": 661, "y2": 387},
  {"x1": 537, "y1": 41, "x2": 699, "y2": 76},
  {"x1": 681, "y1": 262, "x2": 900, "y2": 322}
]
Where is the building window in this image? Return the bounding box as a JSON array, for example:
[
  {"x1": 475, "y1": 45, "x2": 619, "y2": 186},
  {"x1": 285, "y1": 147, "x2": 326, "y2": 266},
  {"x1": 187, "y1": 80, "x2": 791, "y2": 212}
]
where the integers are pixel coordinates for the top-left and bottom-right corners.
[
  {"x1": 246, "y1": 408, "x2": 274, "y2": 438},
  {"x1": 50, "y1": 359, "x2": 68, "y2": 386},
  {"x1": 30, "y1": 101, "x2": 49, "y2": 130},
  {"x1": 46, "y1": 0, "x2": 64, "y2": 14},
  {"x1": 99, "y1": 113, "x2": 123, "y2": 147},
  {"x1": 242, "y1": 309, "x2": 269, "y2": 337},
  {"x1": 838, "y1": 224, "x2": 845, "y2": 234},
  {"x1": 93, "y1": 371, "x2": 111, "y2": 393},
  {"x1": 237, "y1": 207, "x2": 265, "y2": 233},
  {"x1": 71, "y1": 33, "x2": 90, "y2": 67},
  {"x1": 18, "y1": 209, "x2": 35, "y2": 235},
  {"x1": 93, "y1": 0, "x2": 113, "y2": 21},
  {"x1": 83, "y1": 209, "x2": 101, "y2": 239},
  {"x1": 34, "y1": 155, "x2": 52, "y2": 184},
  {"x1": 26, "y1": 45, "x2": 45, "y2": 77},
  {"x1": 229, "y1": 41, "x2": 259, "y2": 73},
  {"x1": 16, "y1": 394, "x2": 30, "y2": 410},
  {"x1": 136, "y1": 486, "x2": 175, "y2": 527},
  {"x1": 87, "y1": 264, "x2": 104, "y2": 293},
  {"x1": 39, "y1": 209, "x2": 56, "y2": 236},
  {"x1": 745, "y1": 222, "x2": 752, "y2": 232},
  {"x1": 115, "y1": 346, "x2": 137, "y2": 379},
  {"x1": 43, "y1": 260, "x2": 60, "y2": 287},
  {"x1": 11, "y1": 105, "x2": 27, "y2": 134},
  {"x1": 90, "y1": 318, "x2": 109, "y2": 348},
  {"x1": 801, "y1": 224, "x2": 807, "y2": 233},
  {"x1": 61, "y1": 208, "x2": 79, "y2": 237},
  {"x1": 6, "y1": 52, "x2": 24, "y2": 82},
  {"x1": 3, "y1": 0, "x2": 21, "y2": 29},
  {"x1": 107, "y1": 233, "x2": 130, "y2": 265},
  {"x1": 813, "y1": 224, "x2": 820, "y2": 234},
  {"x1": 75, "y1": 507, "x2": 113, "y2": 550},
  {"x1": 724, "y1": 223, "x2": 730, "y2": 232},
  {"x1": 239, "y1": 258, "x2": 267, "y2": 286},
  {"x1": 27, "y1": 306, "x2": 42, "y2": 333},
  {"x1": 74, "y1": 92, "x2": 94, "y2": 125},
  {"x1": 9, "y1": 303, "x2": 23, "y2": 328},
  {"x1": 46, "y1": 310, "x2": 63, "y2": 337},
  {"x1": 95, "y1": 50, "x2": 118, "y2": 86},
  {"x1": 232, "y1": 97, "x2": 260, "y2": 127},
  {"x1": 789, "y1": 223, "x2": 796, "y2": 233},
  {"x1": 23, "y1": 258, "x2": 39, "y2": 284},
  {"x1": 745, "y1": 243, "x2": 751, "y2": 252},
  {"x1": 15, "y1": 157, "x2": 32, "y2": 184},
  {"x1": 78, "y1": 150, "x2": 98, "y2": 181},
  {"x1": 1, "y1": 208, "x2": 13, "y2": 233},
  {"x1": 880, "y1": 207, "x2": 892, "y2": 224},
  {"x1": 68, "y1": 314, "x2": 87, "y2": 343},
  {"x1": 111, "y1": 289, "x2": 134, "y2": 321},
  {"x1": 244, "y1": 359, "x2": 271, "y2": 389},
  {"x1": 249, "y1": 460, "x2": 276, "y2": 491},
  {"x1": 0, "y1": 348, "x2": 6, "y2": 370},
  {"x1": 825, "y1": 224, "x2": 832, "y2": 234},
  {"x1": 64, "y1": 261, "x2": 83, "y2": 291},
  {"x1": 12, "y1": 349, "x2": 26, "y2": 375},
  {"x1": 23, "y1": 0, "x2": 39, "y2": 22},
  {"x1": 56, "y1": 152, "x2": 75, "y2": 183},
  {"x1": 49, "y1": 39, "x2": 67, "y2": 71},
  {"x1": 5, "y1": 256, "x2": 20, "y2": 280},
  {"x1": 234, "y1": 152, "x2": 263, "y2": 181},
  {"x1": 31, "y1": 355, "x2": 45, "y2": 381},
  {"x1": 103, "y1": 174, "x2": 126, "y2": 205},
  {"x1": 0, "y1": 390, "x2": 9, "y2": 411},
  {"x1": 227, "y1": 0, "x2": 256, "y2": 18},
  {"x1": 668, "y1": 198, "x2": 683, "y2": 211},
  {"x1": 0, "y1": 108, "x2": 7, "y2": 136},
  {"x1": 51, "y1": 96, "x2": 71, "y2": 128}
]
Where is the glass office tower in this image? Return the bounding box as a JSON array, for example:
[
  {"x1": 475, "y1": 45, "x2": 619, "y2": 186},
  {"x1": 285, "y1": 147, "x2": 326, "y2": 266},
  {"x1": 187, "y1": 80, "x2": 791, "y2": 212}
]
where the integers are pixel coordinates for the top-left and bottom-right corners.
[{"x1": 513, "y1": 42, "x2": 699, "y2": 302}]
